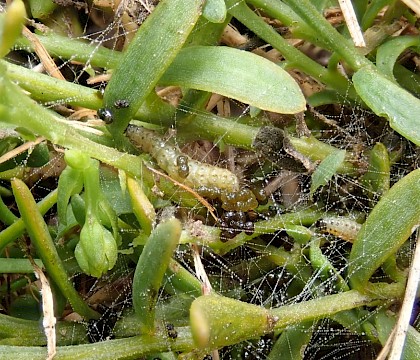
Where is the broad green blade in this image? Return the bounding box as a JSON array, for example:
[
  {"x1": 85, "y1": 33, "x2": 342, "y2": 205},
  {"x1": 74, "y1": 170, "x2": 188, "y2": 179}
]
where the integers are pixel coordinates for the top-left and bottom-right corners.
[
  {"x1": 348, "y1": 169, "x2": 420, "y2": 290},
  {"x1": 103, "y1": 0, "x2": 203, "y2": 135},
  {"x1": 161, "y1": 46, "x2": 306, "y2": 114},
  {"x1": 353, "y1": 67, "x2": 420, "y2": 145}
]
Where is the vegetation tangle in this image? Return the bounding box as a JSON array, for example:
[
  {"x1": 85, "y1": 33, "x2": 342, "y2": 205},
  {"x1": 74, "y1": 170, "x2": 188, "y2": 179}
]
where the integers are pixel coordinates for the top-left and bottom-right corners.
[{"x1": 0, "y1": 0, "x2": 419, "y2": 359}]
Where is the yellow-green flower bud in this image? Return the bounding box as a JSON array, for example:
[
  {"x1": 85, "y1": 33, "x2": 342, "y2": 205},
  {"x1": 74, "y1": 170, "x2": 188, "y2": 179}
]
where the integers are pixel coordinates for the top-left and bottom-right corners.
[{"x1": 75, "y1": 218, "x2": 117, "y2": 278}]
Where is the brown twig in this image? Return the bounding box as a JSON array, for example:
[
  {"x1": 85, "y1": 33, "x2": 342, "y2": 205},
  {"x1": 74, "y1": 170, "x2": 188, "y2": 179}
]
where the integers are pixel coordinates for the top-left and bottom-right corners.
[{"x1": 337, "y1": 0, "x2": 366, "y2": 47}]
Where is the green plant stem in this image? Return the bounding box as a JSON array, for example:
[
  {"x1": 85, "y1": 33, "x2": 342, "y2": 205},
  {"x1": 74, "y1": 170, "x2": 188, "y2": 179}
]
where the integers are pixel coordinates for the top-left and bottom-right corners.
[
  {"x1": 0, "y1": 189, "x2": 57, "y2": 255},
  {"x1": 246, "y1": 0, "x2": 300, "y2": 26},
  {"x1": 225, "y1": 0, "x2": 353, "y2": 96},
  {"x1": 287, "y1": 135, "x2": 360, "y2": 175},
  {"x1": 0, "y1": 69, "x2": 144, "y2": 173},
  {"x1": 284, "y1": 0, "x2": 372, "y2": 71},
  {"x1": 11, "y1": 178, "x2": 99, "y2": 319},
  {"x1": 2, "y1": 60, "x2": 175, "y2": 126},
  {"x1": 179, "y1": 207, "x2": 322, "y2": 254},
  {"x1": 270, "y1": 289, "x2": 375, "y2": 330},
  {"x1": 0, "y1": 327, "x2": 195, "y2": 359},
  {"x1": 218, "y1": 207, "x2": 322, "y2": 254},
  {"x1": 190, "y1": 287, "x2": 402, "y2": 350},
  {"x1": 3, "y1": 58, "x2": 261, "y2": 150},
  {"x1": 178, "y1": 110, "x2": 260, "y2": 150},
  {"x1": 0, "y1": 312, "x2": 87, "y2": 346},
  {"x1": 247, "y1": 0, "x2": 328, "y2": 47},
  {"x1": 309, "y1": 237, "x2": 349, "y2": 291},
  {"x1": 14, "y1": 33, "x2": 119, "y2": 68},
  {"x1": 2, "y1": 284, "x2": 403, "y2": 356},
  {"x1": 164, "y1": 259, "x2": 202, "y2": 297}
]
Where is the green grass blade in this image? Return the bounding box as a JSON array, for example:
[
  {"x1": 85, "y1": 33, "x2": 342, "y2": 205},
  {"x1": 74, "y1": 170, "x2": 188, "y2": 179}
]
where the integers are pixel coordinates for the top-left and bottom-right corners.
[
  {"x1": 11, "y1": 178, "x2": 99, "y2": 319},
  {"x1": 103, "y1": 0, "x2": 203, "y2": 137},
  {"x1": 0, "y1": 0, "x2": 26, "y2": 58},
  {"x1": 376, "y1": 35, "x2": 420, "y2": 81},
  {"x1": 161, "y1": 46, "x2": 305, "y2": 113},
  {"x1": 360, "y1": 142, "x2": 390, "y2": 200},
  {"x1": 310, "y1": 149, "x2": 346, "y2": 196},
  {"x1": 348, "y1": 169, "x2": 420, "y2": 291},
  {"x1": 0, "y1": 189, "x2": 57, "y2": 255},
  {"x1": 127, "y1": 176, "x2": 155, "y2": 236},
  {"x1": 353, "y1": 67, "x2": 420, "y2": 145},
  {"x1": 132, "y1": 218, "x2": 182, "y2": 334}
]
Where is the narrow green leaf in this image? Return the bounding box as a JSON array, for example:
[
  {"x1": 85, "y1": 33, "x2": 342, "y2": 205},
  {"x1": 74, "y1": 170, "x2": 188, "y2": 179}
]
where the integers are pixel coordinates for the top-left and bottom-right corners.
[
  {"x1": 348, "y1": 169, "x2": 420, "y2": 291},
  {"x1": 0, "y1": 189, "x2": 57, "y2": 255},
  {"x1": 360, "y1": 142, "x2": 390, "y2": 201},
  {"x1": 0, "y1": 0, "x2": 26, "y2": 58},
  {"x1": 11, "y1": 178, "x2": 99, "y2": 319},
  {"x1": 284, "y1": 224, "x2": 313, "y2": 245},
  {"x1": 57, "y1": 166, "x2": 83, "y2": 224},
  {"x1": 132, "y1": 218, "x2": 181, "y2": 334},
  {"x1": 103, "y1": 0, "x2": 203, "y2": 136},
  {"x1": 376, "y1": 35, "x2": 420, "y2": 81},
  {"x1": 353, "y1": 67, "x2": 420, "y2": 145},
  {"x1": 161, "y1": 46, "x2": 306, "y2": 114},
  {"x1": 310, "y1": 149, "x2": 346, "y2": 196},
  {"x1": 127, "y1": 176, "x2": 155, "y2": 235}
]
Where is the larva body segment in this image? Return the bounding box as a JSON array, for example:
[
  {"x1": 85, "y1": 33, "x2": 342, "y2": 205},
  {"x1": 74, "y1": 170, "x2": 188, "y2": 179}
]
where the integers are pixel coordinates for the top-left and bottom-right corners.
[
  {"x1": 126, "y1": 125, "x2": 240, "y2": 192},
  {"x1": 316, "y1": 216, "x2": 362, "y2": 242}
]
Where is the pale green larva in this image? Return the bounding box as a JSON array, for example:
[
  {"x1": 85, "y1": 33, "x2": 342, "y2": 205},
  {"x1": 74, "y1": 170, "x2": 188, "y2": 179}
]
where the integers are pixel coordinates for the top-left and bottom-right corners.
[
  {"x1": 316, "y1": 216, "x2": 362, "y2": 242},
  {"x1": 126, "y1": 125, "x2": 240, "y2": 192}
]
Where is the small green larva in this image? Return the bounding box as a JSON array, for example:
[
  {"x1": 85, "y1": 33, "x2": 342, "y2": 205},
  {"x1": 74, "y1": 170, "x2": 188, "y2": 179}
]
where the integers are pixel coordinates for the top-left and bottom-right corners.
[
  {"x1": 126, "y1": 125, "x2": 240, "y2": 192},
  {"x1": 316, "y1": 216, "x2": 362, "y2": 242}
]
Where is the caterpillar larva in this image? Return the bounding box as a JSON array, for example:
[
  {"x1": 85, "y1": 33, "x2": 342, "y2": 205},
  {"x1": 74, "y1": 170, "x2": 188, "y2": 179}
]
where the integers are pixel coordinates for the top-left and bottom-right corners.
[
  {"x1": 316, "y1": 216, "x2": 362, "y2": 242},
  {"x1": 126, "y1": 125, "x2": 240, "y2": 192}
]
